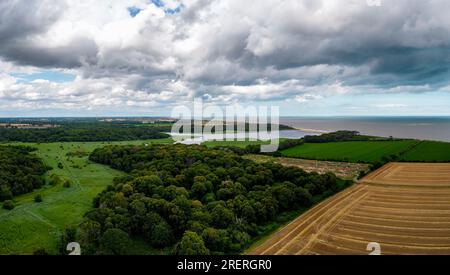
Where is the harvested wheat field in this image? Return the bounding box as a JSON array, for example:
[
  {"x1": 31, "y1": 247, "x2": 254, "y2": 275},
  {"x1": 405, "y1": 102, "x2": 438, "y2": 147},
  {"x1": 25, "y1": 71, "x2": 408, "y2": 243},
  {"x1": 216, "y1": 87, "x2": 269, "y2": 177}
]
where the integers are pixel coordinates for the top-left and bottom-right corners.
[{"x1": 249, "y1": 163, "x2": 450, "y2": 255}]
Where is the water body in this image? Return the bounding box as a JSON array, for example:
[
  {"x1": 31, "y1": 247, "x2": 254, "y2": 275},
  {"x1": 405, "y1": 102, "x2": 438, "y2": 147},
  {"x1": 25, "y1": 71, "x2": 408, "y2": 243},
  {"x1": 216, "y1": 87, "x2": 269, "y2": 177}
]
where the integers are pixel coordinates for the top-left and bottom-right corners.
[
  {"x1": 170, "y1": 117, "x2": 450, "y2": 144},
  {"x1": 280, "y1": 117, "x2": 450, "y2": 142},
  {"x1": 171, "y1": 130, "x2": 318, "y2": 145}
]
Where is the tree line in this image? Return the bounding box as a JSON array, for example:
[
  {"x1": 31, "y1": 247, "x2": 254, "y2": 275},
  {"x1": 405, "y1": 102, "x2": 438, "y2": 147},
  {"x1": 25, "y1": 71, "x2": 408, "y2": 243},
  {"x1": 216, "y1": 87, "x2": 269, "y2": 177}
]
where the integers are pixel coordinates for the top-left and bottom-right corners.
[
  {"x1": 302, "y1": 130, "x2": 373, "y2": 143},
  {"x1": 77, "y1": 144, "x2": 352, "y2": 255},
  {"x1": 0, "y1": 146, "x2": 49, "y2": 203},
  {"x1": 0, "y1": 123, "x2": 170, "y2": 142}
]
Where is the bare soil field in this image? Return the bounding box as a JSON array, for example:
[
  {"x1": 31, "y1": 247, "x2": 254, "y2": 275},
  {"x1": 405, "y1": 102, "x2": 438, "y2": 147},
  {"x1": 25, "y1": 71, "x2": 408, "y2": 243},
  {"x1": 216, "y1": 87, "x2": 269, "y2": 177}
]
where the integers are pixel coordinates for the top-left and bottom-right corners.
[
  {"x1": 248, "y1": 163, "x2": 450, "y2": 255},
  {"x1": 244, "y1": 154, "x2": 370, "y2": 180}
]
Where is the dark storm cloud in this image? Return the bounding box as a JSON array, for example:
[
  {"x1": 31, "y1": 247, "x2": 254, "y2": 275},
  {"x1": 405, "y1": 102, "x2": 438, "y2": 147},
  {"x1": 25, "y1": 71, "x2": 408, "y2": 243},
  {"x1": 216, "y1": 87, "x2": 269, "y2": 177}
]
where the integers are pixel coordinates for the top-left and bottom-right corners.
[
  {"x1": 2, "y1": 0, "x2": 450, "y2": 86},
  {"x1": 0, "y1": 0, "x2": 64, "y2": 42},
  {"x1": 0, "y1": 0, "x2": 98, "y2": 69},
  {"x1": 1, "y1": 0, "x2": 450, "y2": 114},
  {"x1": 1, "y1": 37, "x2": 98, "y2": 68},
  {"x1": 177, "y1": 0, "x2": 450, "y2": 88}
]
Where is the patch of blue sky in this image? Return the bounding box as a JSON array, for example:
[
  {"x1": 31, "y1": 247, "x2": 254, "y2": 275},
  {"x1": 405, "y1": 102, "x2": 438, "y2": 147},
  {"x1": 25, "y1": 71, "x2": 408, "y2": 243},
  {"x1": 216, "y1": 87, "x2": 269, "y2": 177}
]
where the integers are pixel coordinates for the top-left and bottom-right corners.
[
  {"x1": 151, "y1": 0, "x2": 164, "y2": 8},
  {"x1": 128, "y1": 6, "x2": 142, "y2": 17},
  {"x1": 11, "y1": 71, "x2": 76, "y2": 83},
  {"x1": 165, "y1": 5, "x2": 182, "y2": 14},
  {"x1": 128, "y1": 1, "x2": 181, "y2": 17},
  {"x1": 151, "y1": 0, "x2": 183, "y2": 14}
]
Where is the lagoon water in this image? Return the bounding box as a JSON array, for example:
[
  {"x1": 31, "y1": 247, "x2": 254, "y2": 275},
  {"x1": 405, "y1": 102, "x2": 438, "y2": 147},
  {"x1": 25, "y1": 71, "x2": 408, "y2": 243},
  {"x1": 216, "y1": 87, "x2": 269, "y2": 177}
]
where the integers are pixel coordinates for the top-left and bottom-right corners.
[
  {"x1": 171, "y1": 130, "x2": 318, "y2": 144},
  {"x1": 170, "y1": 117, "x2": 450, "y2": 144},
  {"x1": 280, "y1": 117, "x2": 450, "y2": 142}
]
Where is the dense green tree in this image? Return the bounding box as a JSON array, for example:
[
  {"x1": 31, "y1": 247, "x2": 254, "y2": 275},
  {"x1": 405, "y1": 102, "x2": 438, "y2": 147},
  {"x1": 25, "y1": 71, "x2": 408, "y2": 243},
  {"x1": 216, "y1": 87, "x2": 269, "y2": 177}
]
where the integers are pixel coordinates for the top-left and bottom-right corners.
[
  {"x1": 121, "y1": 183, "x2": 134, "y2": 196},
  {"x1": 211, "y1": 204, "x2": 234, "y2": 229},
  {"x1": 0, "y1": 146, "x2": 48, "y2": 200},
  {"x1": 100, "y1": 228, "x2": 132, "y2": 255},
  {"x1": 272, "y1": 182, "x2": 298, "y2": 210},
  {"x1": 164, "y1": 185, "x2": 189, "y2": 201},
  {"x1": 142, "y1": 212, "x2": 164, "y2": 240},
  {"x1": 2, "y1": 200, "x2": 14, "y2": 210},
  {"x1": 133, "y1": 175, "x2": 163, "y2": 195},
  {"x1": 191, "y1": 176, "x2": 211, "y2": 199},
  {"x1": 0, "y1": 186, "x2": 13, "y2": 201},
  {"x1": 79, "y1": 220, "x2": 102, "y2": 254},
  {"x1": 177, "y1": 231, "x2": 209, "y2": 255},
  {"x1": 303, "y1": 131, "x2": 368, "y2": 143},
  {"x1": 81, "y1": 144, "x2": 350, "y2": 255},
  {"x1": 202, "y1": 192, "x2": 216, "y2": 204},
  {"x1": 227, "y1": 228, "x2": 251, "y2": 252},
  {"x1": 150, "y1": 220, "x2": 174, "y2": 248},
  {"x1": 59, "y1": 226, "x2": 78, "y2": 255},
  {"x1": 0, "y1": 122, "x2": 170, "y2": 143},
  {"x1": 34, "y1": 194, "x2": 43, "y2": 203},
  {"x1": 109, "y1": 192, "x2": 128, "y2": 209},
  {"x1": 228, "y1": 167, "x2": 245, "y2": 181},
  {"x1": 295, "y1": 187, "x2": 312, "y2": 207},
  {"x1": 202, "y1": 228, "x2": 231, "y2": 253},
  {"x1": 191, "y1": 207, "x2": 212, "y2": 226}
]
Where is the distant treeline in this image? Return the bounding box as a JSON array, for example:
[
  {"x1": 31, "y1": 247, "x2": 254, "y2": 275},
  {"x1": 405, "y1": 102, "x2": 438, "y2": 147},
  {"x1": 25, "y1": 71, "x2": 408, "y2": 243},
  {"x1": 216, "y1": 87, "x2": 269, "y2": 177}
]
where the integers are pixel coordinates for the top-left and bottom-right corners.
[
  {"x1": 0, "y1": 146, "x2": 49, "y2": 201},
  {"x1": 175, "y1": 121, "x2": 294, "y2": 133},
  {"x1": 0, "y1": 123, "x2": 171, "y2": 142},
  {"x1": 0, "y1": 119, "x2": 293, "y2": 143},
  {"x1": 302, "y1": 130, "x2": 374, "y2": 143},
  {"x1": 77, "y1": 144, "x2": 351, "y2": 255}
]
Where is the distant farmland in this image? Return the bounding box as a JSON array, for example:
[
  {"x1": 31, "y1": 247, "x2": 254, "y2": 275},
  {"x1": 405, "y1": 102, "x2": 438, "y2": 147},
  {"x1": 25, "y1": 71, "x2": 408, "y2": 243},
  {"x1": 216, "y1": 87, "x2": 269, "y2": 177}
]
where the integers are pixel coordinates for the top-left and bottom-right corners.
[{"x1": 281, "y1": 140, "x2": 419, "y2": 163}]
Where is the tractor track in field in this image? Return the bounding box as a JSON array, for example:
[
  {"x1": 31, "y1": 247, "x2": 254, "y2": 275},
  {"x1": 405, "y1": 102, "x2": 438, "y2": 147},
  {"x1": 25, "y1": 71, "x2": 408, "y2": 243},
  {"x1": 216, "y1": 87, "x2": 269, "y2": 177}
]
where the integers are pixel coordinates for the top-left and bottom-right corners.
[{"x1": 249, "y1": 163, "x2": 450, "y2": 255}]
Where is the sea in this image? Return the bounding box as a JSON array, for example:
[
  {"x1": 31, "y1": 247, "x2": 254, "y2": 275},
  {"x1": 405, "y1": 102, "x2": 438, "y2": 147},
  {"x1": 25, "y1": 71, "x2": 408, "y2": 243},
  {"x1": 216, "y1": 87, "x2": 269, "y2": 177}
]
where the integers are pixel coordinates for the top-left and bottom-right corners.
[
  {"x1": 280, "y1": 117, "x2": 450, "y2": 142},
  {"x1": 170, "y1": 116, "x2": 450, "y2": 144}
]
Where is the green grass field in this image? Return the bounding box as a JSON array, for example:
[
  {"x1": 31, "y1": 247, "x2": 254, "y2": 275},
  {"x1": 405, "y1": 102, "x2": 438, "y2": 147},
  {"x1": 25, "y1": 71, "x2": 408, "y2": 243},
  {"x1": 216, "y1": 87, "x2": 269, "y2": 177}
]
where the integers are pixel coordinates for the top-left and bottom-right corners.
[
  {"x1": 0, "y1": 138, "x2": 172, "y2": 255},
  {"x1": 203, "y1": 140, "x2": 271, "y2": 148},
  {"x1": 400, "y1": 141, "x2": 450, "y2": 162},
  {"x1": 203, "y1": 138, "x2": 288, "y2": 149},
  {"x1": 281, "y1": 140, "x2": 419, "y2": 163}
]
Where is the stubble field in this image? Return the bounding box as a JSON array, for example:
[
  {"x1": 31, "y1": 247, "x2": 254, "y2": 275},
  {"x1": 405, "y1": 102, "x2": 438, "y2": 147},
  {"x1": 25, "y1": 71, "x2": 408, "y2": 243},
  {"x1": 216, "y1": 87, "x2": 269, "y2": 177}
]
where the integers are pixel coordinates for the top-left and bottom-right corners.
[{"x1": 249, "y1": 163, "x2": 450, "y2": 255}]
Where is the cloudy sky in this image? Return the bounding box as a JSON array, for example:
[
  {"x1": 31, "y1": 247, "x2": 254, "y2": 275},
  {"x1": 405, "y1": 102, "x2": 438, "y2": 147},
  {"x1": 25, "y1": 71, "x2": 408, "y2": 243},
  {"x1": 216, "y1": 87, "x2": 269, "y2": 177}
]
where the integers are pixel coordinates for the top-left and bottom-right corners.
[{"x1": 1, "y1": 0, "x2": 450, "y2": 117}]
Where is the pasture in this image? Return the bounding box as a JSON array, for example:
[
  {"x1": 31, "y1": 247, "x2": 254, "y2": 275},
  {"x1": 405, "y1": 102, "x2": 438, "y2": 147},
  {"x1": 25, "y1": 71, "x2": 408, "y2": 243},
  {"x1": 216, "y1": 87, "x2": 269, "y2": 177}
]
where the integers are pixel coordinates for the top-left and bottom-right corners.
[
  {"x1": 280, "y1": 140, "x2": 419, "y2": 163},
  {"x1": 0, "y1": 138, "x2": 172, "y2": 254},
  {"x1": 400, "y1": 141, "x2": 450, "y2": 162}
]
